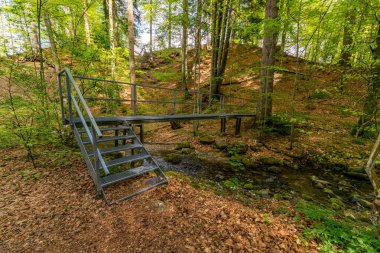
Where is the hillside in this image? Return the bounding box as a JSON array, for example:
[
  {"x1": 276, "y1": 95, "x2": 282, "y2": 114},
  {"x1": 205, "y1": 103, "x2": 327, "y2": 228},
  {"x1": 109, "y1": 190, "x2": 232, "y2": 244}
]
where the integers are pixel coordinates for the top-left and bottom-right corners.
[{"x1": 1, "y1": 45, "x2": 380, "y2": 252}]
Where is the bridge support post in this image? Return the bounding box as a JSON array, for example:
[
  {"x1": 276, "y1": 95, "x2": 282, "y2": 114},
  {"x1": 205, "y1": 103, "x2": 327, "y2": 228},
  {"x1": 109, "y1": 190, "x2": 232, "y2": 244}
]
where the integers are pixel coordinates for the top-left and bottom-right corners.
[
  {"x1": 221, "y1": 118, "x2": 226, "y2": 133},
  {"x1": 235, "y1": 118, "x2": 242, "y2": 136},
  {"x1": 139, "y1": 124, "x2": 144, "y2": 143}
]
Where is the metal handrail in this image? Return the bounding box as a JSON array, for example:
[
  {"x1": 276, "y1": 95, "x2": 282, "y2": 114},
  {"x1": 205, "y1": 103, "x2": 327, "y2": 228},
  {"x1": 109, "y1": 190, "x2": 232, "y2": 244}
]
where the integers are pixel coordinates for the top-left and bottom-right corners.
[
  {"x1": 62, "y1": 68, "x2": 103, "y2": 138},
  {"x1": 72, "y1": 75, "x2": 255, "y2": 103}
]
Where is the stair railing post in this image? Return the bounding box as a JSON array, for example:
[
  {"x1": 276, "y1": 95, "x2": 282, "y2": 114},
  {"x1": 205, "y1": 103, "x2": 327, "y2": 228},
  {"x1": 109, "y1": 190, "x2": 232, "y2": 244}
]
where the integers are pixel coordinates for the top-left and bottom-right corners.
[
  {"x1": 58, "y1": 73, "x2": 65, "y2": 125},
  {"x1": 92, "y1": 125, "x2": 102, "y2": 197},
  {"x1": 173, "y1": 90, "x2": 177, "y2": 115},
  {"x1": 65, "y1": 71, "x2": 73, "y2": 124}
]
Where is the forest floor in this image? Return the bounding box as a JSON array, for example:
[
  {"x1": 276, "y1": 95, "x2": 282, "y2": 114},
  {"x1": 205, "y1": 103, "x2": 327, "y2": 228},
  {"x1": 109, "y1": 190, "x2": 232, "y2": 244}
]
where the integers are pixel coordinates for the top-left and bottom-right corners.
[
  {"x1": 1, "y1": 44, "x2": 380, "y2": 252},
  {"x1": 0, "y1": 148, "x2": 317, "y2": 253}
]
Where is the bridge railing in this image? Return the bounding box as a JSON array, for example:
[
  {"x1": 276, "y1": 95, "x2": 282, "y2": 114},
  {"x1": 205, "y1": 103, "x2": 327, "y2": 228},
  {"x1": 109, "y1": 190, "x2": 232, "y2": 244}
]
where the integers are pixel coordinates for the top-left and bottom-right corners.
[{"x1": 67, "y1": 74, "x2": 256, "y2": 117}]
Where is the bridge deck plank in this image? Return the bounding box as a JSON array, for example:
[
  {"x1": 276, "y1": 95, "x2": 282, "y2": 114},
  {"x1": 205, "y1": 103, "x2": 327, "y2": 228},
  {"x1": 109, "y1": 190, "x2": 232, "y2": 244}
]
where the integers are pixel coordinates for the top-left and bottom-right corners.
[{"x1": 69, "y1": 113, "x2": 256, "y2": 124}]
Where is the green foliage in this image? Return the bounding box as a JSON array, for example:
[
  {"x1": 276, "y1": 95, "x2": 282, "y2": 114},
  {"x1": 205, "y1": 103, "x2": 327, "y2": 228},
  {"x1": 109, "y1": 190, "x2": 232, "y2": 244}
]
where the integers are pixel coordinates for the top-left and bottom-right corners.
[
  {"x1": 262, "y1": 114, "x2": 292, "y2": 136},
  {"x1": 309, "y1": 89, "x2": 331, "y2": 100},
  {"x1": 296, "y1": 200, "x2": 380, "y2": 252},
  {"x1": 228, "y1": 155, "x2": 245, "y2": 173}
]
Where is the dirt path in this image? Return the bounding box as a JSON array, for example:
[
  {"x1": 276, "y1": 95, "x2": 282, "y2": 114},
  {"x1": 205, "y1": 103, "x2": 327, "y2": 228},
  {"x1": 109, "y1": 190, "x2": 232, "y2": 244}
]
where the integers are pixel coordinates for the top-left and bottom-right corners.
[{"x1": 0, "y1": 148, "x2": 317, "y2": 253}]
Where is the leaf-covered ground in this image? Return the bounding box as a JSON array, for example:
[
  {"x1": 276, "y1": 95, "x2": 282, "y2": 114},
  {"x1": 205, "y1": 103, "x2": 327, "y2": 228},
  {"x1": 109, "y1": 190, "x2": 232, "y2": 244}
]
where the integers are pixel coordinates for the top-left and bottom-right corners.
[{"x1": 0, "y1": 148, "x2": 318, "y2": 252}]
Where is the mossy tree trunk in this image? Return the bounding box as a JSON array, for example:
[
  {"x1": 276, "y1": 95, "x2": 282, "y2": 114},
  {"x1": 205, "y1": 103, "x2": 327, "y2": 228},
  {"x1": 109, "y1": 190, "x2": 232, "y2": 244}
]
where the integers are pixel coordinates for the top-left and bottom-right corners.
[{"x1": 257, "y1": 0, "x2": 279, "y2": 121}]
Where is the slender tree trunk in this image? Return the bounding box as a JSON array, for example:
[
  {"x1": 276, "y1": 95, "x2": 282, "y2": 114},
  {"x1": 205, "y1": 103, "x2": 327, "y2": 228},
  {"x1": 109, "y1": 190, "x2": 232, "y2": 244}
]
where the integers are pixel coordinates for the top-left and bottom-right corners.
[
  {"x1": 181, "y1": 0, "x2": 189, "y2": 90},
  {"x1": 103, "y1": 0, "x2": 110, "y2": 40},
  {"x1": 108, "y1": 0, "x2": 115, "y2": 77},
  {"x1": 83, "y1": 0, "x2": 91, "y2": 46},
  {"x1": 43, "y1": 12, "x2": 60, "y2": 73},
  {"x1": 127, "y1": 0, "x2": 136, "y2": 84},
  {"x1": 127, "y1": 0, "x2": 136, "y2": 114},
  {"x1": 31, "y1": 21, "x2": 39, "y2": 58},
  {"x1": 289, "y1": 0, "x2": 302, "y2": 149},
  {"x1": 168, "y1": 0, "x2": 172, "y2": 48},
  {"x1": 256, "y1": 0, "x2": 279, "y2": 121},
  {"x1": 149, "y1": 0, "x2": 153, "y2": 53},
  {"x1": 364, "y1": 131, "x2": 380, "y2": 237},
  {"x1": 280, "y1": 0, "x2": 290, "y2": 54},
  {"x1": 194, "y1": 0, "x2": 203, "y2": 87}
]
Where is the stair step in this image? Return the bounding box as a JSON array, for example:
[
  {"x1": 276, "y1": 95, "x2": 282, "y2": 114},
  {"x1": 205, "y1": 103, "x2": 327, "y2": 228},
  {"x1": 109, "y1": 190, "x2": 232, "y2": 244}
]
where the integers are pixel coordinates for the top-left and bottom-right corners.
[
  {"x1": 100, "y1": 165, "x2": 158, "y2": 187},
  {"x1": 112, "y1": 178, "x2": 168, "y2": 203},
  {"x1": 82, "y1": 133, "x2": 135, "y2": 145},
  {"x1": 78, "y1": 125, "x2": 130, "y2": 134},
  {"x1": 88, "y1": 143, "x2": 143, "y2": 156},
  {"x1": 104, "y1": 152, "x2": 150, "y2": 168}
]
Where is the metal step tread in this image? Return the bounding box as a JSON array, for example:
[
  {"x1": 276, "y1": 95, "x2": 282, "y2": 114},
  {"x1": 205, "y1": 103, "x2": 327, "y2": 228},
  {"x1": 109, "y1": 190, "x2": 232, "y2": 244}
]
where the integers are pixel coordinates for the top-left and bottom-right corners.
[
  {"x1": 78, "y1": 125, "x2": 130, "y2": 134},
  {"x1": 104, "y1": 152, "x2": 150, "y2": 168},
  {"x1": 82, "y1": 133, "x2": 135, "y2": 145},
  {"x1": 100, "y1": 165, "x2": 158, "y2": 187},
  {"x1": 88, "y1": 143, "x2": 143, "y2": 156},
  {"x1": 112, "y1": 178, "x2": 168, "y2": 203}
]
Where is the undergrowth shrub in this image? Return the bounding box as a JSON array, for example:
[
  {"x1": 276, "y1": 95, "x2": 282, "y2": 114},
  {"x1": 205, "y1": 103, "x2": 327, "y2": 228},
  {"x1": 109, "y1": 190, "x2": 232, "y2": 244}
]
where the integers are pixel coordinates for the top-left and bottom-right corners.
[{"x1": 296, "y1": 200, "x2": 380, "y2": 252}]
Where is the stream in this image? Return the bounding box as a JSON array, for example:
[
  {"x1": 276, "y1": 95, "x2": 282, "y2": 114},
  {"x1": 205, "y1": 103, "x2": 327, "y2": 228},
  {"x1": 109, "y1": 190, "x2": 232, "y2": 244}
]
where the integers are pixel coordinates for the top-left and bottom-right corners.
[{"x1": 146, "y1": 143, "x2": 375, "y2": 214}]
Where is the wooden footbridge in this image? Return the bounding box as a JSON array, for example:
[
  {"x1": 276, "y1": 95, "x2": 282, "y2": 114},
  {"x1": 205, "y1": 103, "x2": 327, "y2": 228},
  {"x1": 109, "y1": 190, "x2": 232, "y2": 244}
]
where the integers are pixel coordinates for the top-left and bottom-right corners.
[{"x1": 58, "y1": 68, "x2": 256, "y2": 204}]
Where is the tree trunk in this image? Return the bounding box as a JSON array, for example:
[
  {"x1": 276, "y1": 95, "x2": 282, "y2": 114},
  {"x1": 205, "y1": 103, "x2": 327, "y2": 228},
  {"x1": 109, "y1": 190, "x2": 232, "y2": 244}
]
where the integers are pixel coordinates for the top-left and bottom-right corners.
[
  {"x1": 181, "y1": 0, "x2": 189, "y2": 90},
  {"x1": 280, "y1": 0, "x2": 290, "y2": 54},
  {"x1": 30, "y1": 21, "x2": 39, "y2": 58},
  {"x1": 127, "y1": 0, "x2": 136, "y2": 114},
  {"x1": 149, "y1": 0, "x2": 153, "y2": 53},
  {"x1": 364, "y1": 131, "x2": 380, "y2": 237},
  {"x1": 256, "y1": 0, "x2": 279, "y2": 121},
  {"x1": 339, "y1": 6, "x2": 355, "y2": 66},
  {"x1": 127, "y1": 0, "x2": 136, "y2": 84},
  {"x1": 355, "y1": 21, "x2": 380, "y2": 135},
  {"x1": 108, "y1": 0, "x2": 115, "y2": 77},
  {"x1": 43, "y1": 12, "x2": 60, "y2": 73},
  {"x1": 168, "y1": 0, "x2": 172, "y2": 48},
  {"x1": 193, "y1": 0, "x2": 203, "y2": 87},
  {"x1": 83, "y1": 0, "x2": 91, "y2": 46},
  {"x1": 210, "y1": 0, "x2": 233, "y2": 96}
]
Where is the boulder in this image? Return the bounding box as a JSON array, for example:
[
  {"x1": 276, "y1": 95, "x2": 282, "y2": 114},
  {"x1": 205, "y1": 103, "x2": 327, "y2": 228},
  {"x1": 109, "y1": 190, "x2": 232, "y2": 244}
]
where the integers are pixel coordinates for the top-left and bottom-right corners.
[
  {"x1": 215, "y1": 140, "x2": 228, "y2": 150},
  {"x1": 175, "y1": 142, "x2": 193, "y2": 150},
  {"x1": 199, "y1": 136, "x2": 215, "y2": 145},
  {"x1": 164, "y1": 153, "x2": 182, "y2": 164},
  {"x1": 267, "y1": 166, "x2": 282, "y2": 174},
  {"x1": 257, "y1": 156, "x2": 284, "y2": 166},
  {"x1": 344, "y1": 172, "x2": 368, "y2": 181},
  {"x1": 226, "y1": 143, "x2": 249, "y2": 156}
]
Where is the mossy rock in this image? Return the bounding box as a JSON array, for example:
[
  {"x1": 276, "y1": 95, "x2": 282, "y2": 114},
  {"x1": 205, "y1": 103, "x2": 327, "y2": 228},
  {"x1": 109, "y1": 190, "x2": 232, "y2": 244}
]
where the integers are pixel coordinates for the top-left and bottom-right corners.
[
  {"x1": 301, "y1": 193, "x2": 313, "y2": 201},
  {"x1": 175, "y1": 142, "x2": 193, "y2": 150},
  {"x1": 325, "y1": 162, "x2": 349, "y2": 172},
  {"x1": 164, "y1": 153, "x2": 182, "y2": 164},
  {"x1": 267, "y1": 166, "x2": 283, "y2": 174},
  {"x1": 180, "y1": 148, "x2": 192, "y2": 154},
  {"x1": 199, "y1": 136, "x2": 215, "y2": 145},
  {"x1": 258, "y1": 188, "x2": 271, "y2": 198},
  {"x1": 330, "y1": 197, "x2": 345, "y2": 210},
  {"x1": 257, "y1": 156, "x2": 284, "y2": 166},
  {"x1": 215, "y1": 140, "x2": 228, "y2": 150},
  {"x1": 344, "y1": 172, "x2": 368, "y2": 181},
  {"x1": 242, "y1": 158, "x2": 256, "y2": 168},
  {"x1": 243, "y1": 182, "x2": 254, "y2": 190},
  {"x1": 226, "y1": 143, "x2": 248, "y2": 156},
  {"x1": 323, "y1": 188, "x2": 334, "y2": 195}
]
